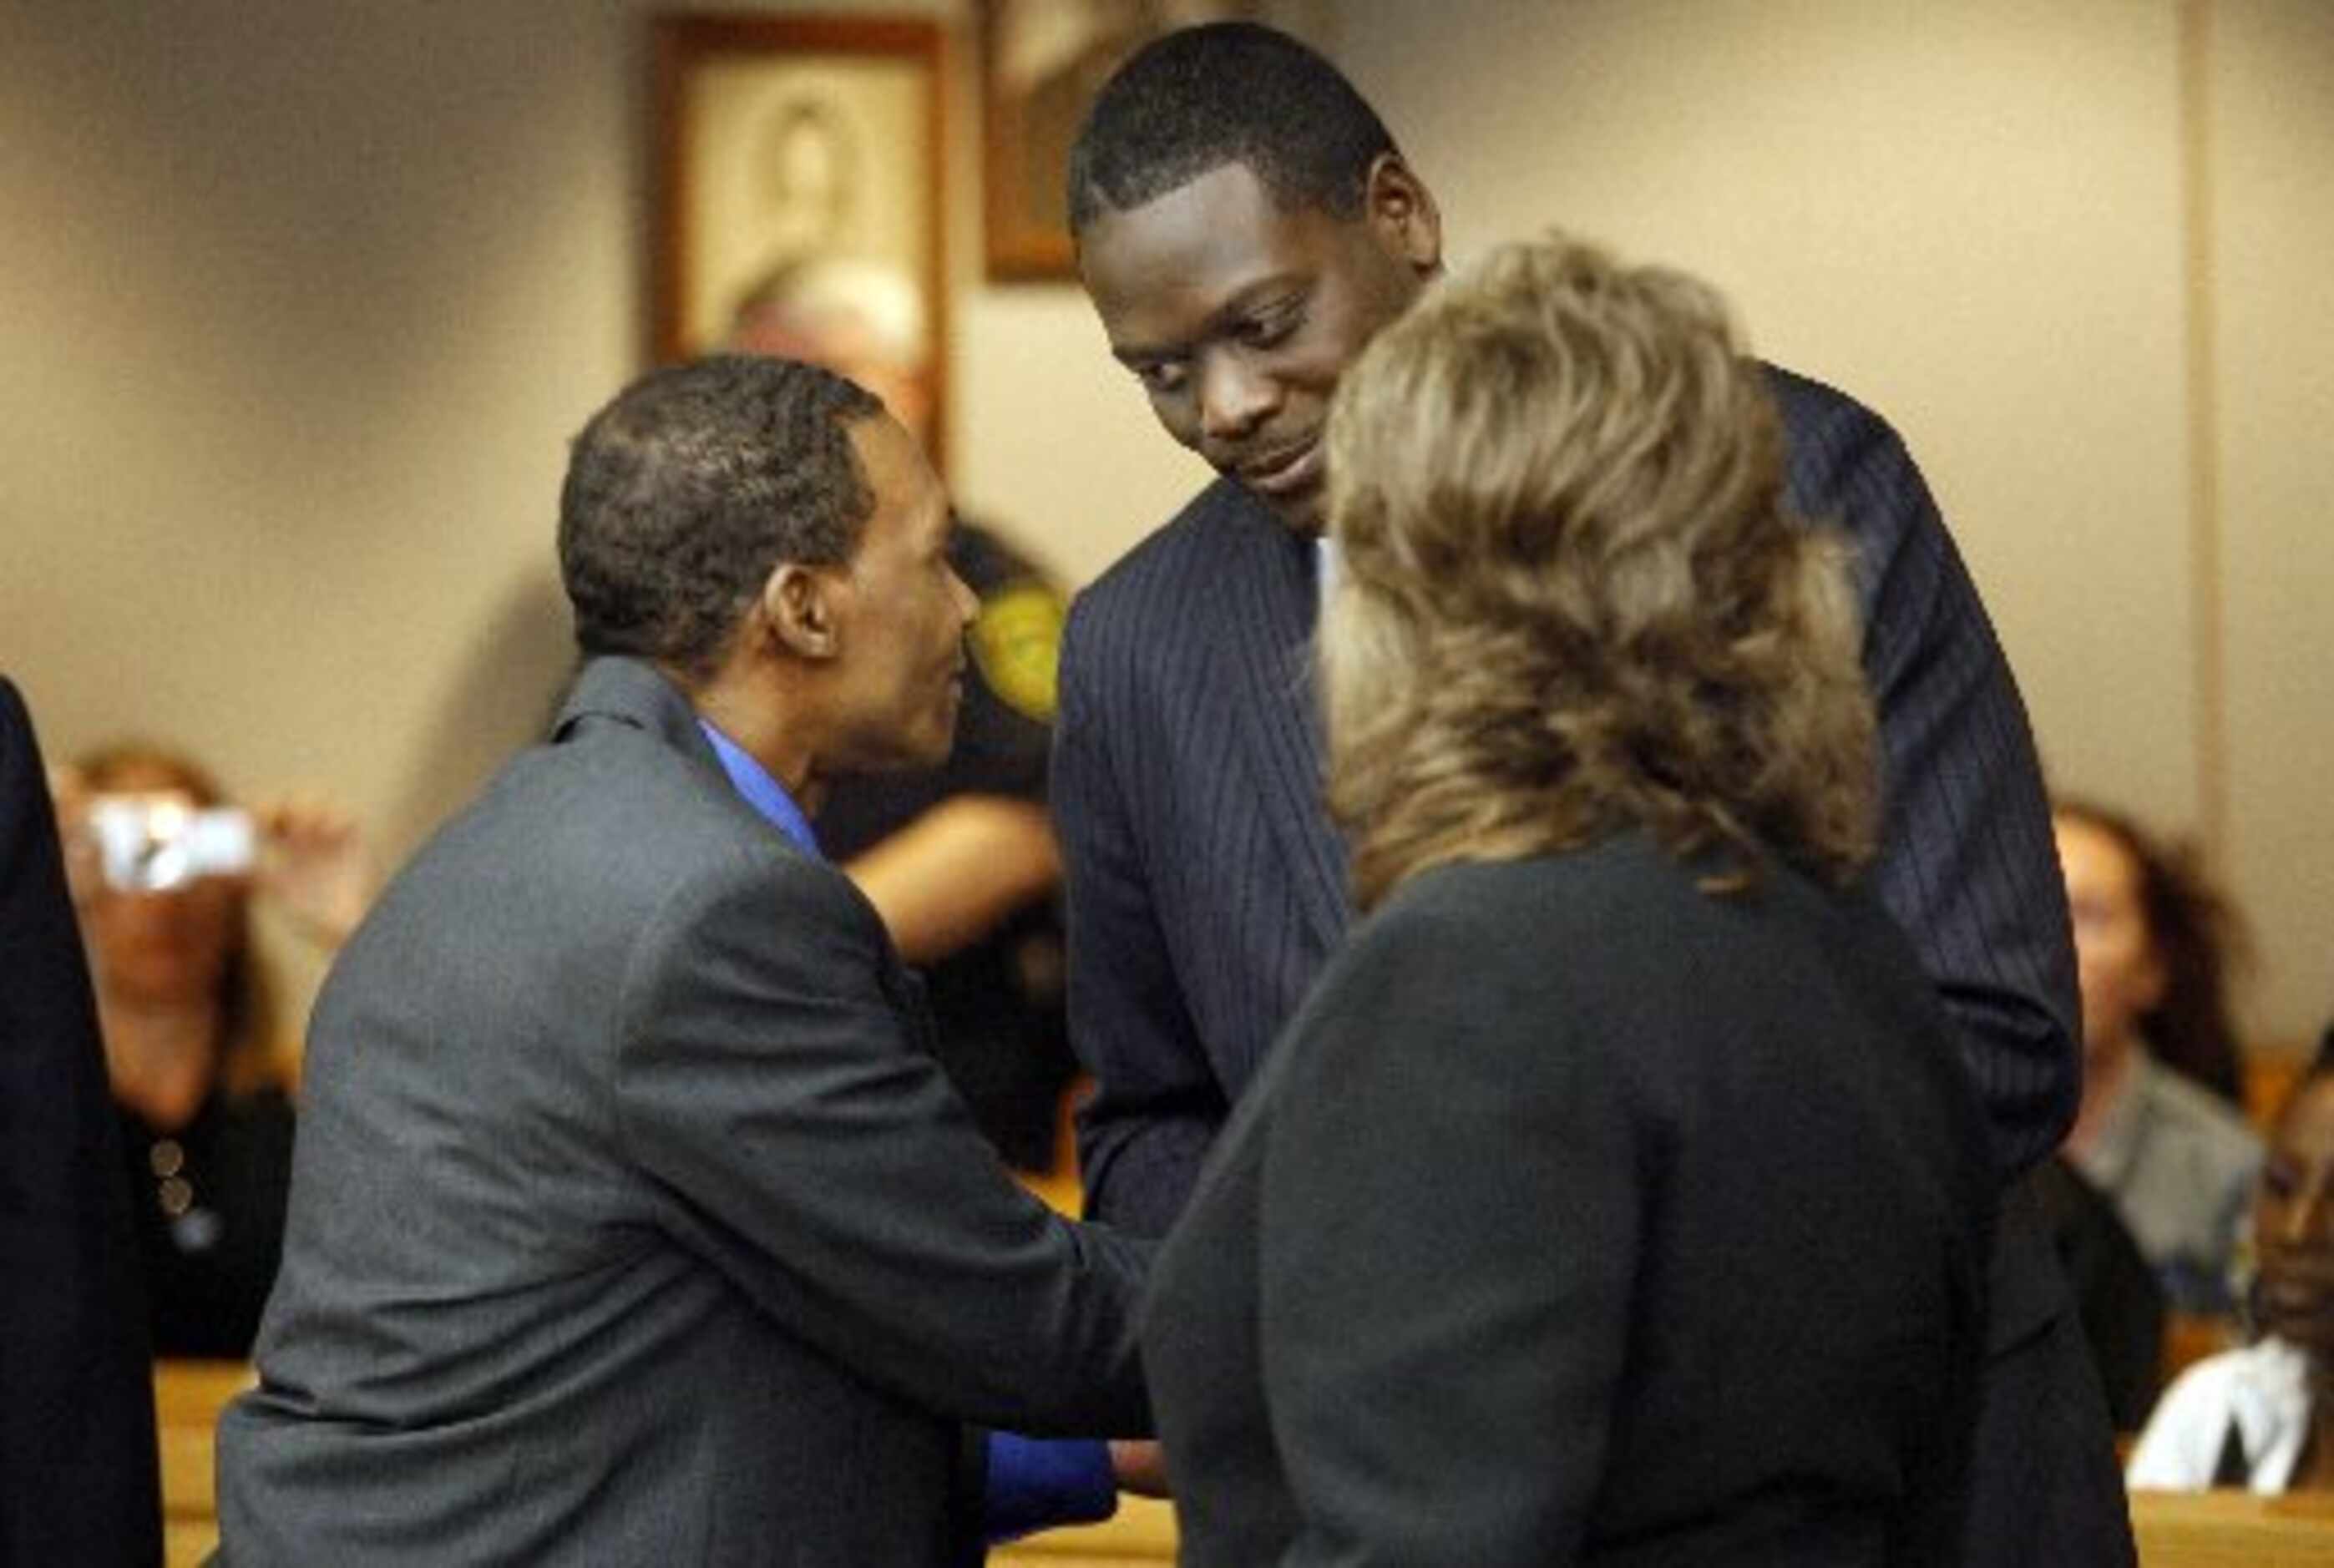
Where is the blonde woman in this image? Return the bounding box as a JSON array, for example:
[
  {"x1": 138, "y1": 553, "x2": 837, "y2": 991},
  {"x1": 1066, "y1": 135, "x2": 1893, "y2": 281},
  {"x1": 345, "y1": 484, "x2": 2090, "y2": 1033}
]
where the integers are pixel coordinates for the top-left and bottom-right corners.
[{"x1": 1140, "y1": 235, "x2": 1998, "y2": 1565}]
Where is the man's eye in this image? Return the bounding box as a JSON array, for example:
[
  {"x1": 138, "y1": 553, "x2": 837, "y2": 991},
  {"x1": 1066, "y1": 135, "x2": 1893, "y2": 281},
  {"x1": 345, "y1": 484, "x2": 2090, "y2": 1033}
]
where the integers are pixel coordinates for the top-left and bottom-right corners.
[
  {"x1": 1239, "y1": 305, "x2": 1304, "y2": 347},
  {"x1": 1133, "y1": 360, "x2": 1187, "y2": 394}
]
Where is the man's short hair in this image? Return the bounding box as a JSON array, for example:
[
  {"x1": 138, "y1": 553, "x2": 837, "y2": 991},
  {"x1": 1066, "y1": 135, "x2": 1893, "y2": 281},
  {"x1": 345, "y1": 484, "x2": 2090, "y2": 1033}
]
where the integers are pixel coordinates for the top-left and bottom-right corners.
[
  {"x1": 559, "y1": 355, "x2": 882, "y2": 680},
  {"x1": 1066, "y1": 22, "x2": 1396, "y2": 239}
]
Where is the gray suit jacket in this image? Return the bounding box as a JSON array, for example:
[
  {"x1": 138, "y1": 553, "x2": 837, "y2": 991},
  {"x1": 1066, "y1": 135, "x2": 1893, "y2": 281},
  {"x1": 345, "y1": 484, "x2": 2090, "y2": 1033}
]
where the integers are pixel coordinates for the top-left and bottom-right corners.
[{"x1": 216, "y1": 656, "x2": 1149, "y2": 1565}]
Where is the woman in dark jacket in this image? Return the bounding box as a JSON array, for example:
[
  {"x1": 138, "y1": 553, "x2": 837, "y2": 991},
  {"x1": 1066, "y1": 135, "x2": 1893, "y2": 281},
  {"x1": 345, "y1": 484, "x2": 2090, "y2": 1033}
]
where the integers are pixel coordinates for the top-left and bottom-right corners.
[{"x1": 1141, "y1": 234, "x2": 1998, "y2": 1565}]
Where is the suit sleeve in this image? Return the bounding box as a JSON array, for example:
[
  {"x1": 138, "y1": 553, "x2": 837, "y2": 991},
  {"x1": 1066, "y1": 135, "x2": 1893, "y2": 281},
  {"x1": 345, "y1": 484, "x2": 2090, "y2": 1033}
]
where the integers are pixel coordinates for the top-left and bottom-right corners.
[
  {"x1": 610, "y1": 852, "x2": 1152, "y2": 1439},
  {"x1": 0, "y1": 679, "x2": 164, "y2": 1565},
  {"x1": 1780, "y1": 373, "x2": 2080, "y2": 1179},
  {"x1": 1053, "y1": 599, "x2": 1227, "y2": 1237},
  {"x1": 1258, "y1": 907, "x2": 1628, "y2": 1565}
]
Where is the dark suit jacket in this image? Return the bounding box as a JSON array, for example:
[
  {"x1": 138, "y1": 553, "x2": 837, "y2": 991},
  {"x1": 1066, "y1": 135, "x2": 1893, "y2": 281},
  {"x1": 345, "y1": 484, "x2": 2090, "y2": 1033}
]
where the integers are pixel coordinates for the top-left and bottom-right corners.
[
  {"x1": 216, "y1": 657, "x2": 1149, "y2": 1566},
  {"x1": 0, "y1": 676, "x2": 163, "y2": 1567},
  {"x1": 2030, "y1": 1156, "x2": 2168, "y2": 1434},
  {"x1": 1056, "y1": 367, "x2": 2131, "y2": 1562},
  {"x1": 1146, "y1": 840, "x2": 1997, "y2": 1565}
]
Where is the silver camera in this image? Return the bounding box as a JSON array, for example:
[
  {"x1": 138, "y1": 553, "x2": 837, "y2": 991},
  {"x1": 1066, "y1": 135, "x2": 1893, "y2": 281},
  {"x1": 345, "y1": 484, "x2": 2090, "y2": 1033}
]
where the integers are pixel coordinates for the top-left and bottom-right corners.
[{"x1": 87, "y1": 795, "x2": 255, "y2": 892}]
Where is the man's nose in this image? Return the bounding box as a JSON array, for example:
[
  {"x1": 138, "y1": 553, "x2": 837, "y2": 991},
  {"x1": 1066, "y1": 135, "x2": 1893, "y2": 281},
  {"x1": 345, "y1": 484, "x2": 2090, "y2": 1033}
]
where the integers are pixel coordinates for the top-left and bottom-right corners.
[{"x1": 1197, "y1": 352, "x2": 1278, "y2": 446}]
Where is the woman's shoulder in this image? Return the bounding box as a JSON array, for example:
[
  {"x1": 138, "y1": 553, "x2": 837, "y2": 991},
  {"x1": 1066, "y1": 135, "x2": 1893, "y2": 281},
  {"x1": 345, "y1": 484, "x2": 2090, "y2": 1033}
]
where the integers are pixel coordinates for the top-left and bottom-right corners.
[
  {"x1": 1367, "y1": 834, "x2": 1691, "y2": 929},
  {"x1": 1361, "y1": 833, "x2": 1849, "y2": 973},
  {"x1": 1318, "y1": 840, "x2": 1724, "y2": 1073}
]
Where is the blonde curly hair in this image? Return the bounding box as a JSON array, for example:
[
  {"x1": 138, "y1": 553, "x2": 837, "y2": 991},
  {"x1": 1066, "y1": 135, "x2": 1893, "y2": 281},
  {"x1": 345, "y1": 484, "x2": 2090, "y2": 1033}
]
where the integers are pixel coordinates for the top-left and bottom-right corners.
[{"x1": 1321, "y1": 232, "x2": 1877, "y2": 911}]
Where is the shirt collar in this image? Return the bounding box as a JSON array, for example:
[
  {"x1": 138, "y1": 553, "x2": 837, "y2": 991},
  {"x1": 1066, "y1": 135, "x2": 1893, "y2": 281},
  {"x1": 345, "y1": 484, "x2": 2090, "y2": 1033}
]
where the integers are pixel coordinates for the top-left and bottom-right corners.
[
  {"x1": 2230, "y1": 1336, "x2": 2315, "y2": 1491},
  {"x1": 697, "y1": 718, "x2": 822, "y2": 860}
]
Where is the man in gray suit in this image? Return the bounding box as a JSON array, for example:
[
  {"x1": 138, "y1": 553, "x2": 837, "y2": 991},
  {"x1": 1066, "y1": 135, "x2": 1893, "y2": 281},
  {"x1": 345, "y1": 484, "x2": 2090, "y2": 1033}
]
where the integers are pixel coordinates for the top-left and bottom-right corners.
[{"x1": 216, "y1": 356, "x2": 1150, "y2": 1565}]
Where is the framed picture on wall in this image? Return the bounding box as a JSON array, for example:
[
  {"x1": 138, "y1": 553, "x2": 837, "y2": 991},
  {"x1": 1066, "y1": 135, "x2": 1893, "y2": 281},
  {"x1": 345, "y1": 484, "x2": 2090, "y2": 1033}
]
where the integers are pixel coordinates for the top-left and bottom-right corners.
[
  {"x1": 651, "y1": 13, "x2": 949, "y2": 467},
  {"x1": 976, "y1": 0, "x2": 1324, "y2": 281}
]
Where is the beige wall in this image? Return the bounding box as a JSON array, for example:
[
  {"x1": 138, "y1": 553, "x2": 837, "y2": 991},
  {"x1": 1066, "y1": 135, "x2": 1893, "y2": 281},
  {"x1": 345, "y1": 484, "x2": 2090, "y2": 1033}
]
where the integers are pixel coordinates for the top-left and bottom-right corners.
[
  {"x1": 2209, "y1": 1, "x2": 2334, "y2": 1057},
  {"x1": 1, "y1": 1, "x2": 2324, "y2": 1046}
]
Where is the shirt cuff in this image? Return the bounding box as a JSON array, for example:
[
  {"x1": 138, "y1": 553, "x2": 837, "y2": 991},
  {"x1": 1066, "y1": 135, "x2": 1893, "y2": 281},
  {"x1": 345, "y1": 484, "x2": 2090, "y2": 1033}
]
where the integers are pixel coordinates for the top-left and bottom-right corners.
[{"x1": 982, "y1": 1432, "x2": 1118, "y2": 1543}]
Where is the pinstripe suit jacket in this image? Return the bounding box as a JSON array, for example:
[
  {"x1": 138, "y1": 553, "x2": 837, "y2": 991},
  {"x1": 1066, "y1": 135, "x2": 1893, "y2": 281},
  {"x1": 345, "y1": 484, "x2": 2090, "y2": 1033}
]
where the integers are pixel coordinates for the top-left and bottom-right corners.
[{"x1": 1056, "y1": 365, "x2": 2078, "y2": 1233}]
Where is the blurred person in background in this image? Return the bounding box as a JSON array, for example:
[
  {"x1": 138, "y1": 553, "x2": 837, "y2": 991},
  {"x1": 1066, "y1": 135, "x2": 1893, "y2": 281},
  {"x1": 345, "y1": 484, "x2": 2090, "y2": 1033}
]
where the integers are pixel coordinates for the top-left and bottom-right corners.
[
  {"x1": 53, "y1": 741, "x2": 374, "y2": 1358},
  {"x1": 2129, "y1": 1042, "x2": 2334, "y2": 1490},
  {"x1": 731, "y1": 254, "x2": 1077, "y2": 1173},
  {"x1": 2056, "y1": 797, "x2": 2261, "y2": 1317}
]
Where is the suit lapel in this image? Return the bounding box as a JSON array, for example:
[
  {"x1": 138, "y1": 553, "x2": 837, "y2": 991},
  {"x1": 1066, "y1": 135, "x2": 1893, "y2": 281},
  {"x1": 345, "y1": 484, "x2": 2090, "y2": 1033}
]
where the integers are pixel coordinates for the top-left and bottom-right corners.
[{"x1": 1213, "y1": 496, "x2": 1351, "y2": 953}]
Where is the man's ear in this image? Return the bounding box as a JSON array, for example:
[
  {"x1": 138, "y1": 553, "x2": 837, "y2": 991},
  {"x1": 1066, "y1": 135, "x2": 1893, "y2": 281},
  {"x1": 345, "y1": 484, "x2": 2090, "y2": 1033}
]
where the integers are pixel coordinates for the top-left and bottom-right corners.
[
  {"x1": 762, "y1": 562, "x2": 843, "y2": 660},
  {"x1": 1364, "y1": 153, "x2": 1442, "y2": 276}
]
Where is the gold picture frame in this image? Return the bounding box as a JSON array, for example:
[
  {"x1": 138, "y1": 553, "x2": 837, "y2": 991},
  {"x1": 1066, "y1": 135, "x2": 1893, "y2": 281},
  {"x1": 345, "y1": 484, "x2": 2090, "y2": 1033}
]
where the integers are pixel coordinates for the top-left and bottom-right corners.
[{"x1": 651, "y1": 13, "x2": 949, "y2": 466}]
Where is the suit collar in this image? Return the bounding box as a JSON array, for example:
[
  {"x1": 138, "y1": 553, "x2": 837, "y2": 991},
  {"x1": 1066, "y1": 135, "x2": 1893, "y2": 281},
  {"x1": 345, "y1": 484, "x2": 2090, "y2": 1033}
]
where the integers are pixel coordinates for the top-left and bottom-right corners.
[
  {"x1": 554, "y1": 655, "x2": 729, "y2": 783},
  {"x1": 1203, "y1": 483, "x2": 1352, "y2": 948}
]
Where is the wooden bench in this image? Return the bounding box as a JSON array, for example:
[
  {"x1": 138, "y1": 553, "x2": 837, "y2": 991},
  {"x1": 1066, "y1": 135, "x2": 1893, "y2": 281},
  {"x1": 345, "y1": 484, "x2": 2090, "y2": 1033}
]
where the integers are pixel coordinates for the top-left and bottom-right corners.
[
  {"x1": 994, "y1": 1497, "x2": 1177, "y2": 1564},
  {"x1": 1022, "y1": 1493, "x2": 2334, "y2": 1565},
  {"x1": 2132, "y1": 1489, "x2": 2334, "y2": 1565},
  {"x1": 158, "y1": 1354, "x2": 2334, "y2": 1568},
  {"x1": 154, "y1": 1359, "x2": 252, "y2": 1567}
]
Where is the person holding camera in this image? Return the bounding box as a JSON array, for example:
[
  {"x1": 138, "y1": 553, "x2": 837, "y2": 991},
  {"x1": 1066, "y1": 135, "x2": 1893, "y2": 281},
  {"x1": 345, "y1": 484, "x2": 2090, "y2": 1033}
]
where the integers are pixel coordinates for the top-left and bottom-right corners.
[{"x1": 53, "y1": 742, "x2": 374, "y2": 1358}]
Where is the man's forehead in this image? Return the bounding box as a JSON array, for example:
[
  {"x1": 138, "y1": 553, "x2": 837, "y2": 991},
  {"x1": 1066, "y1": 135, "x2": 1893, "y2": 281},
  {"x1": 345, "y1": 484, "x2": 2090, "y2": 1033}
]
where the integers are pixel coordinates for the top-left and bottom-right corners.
[
  {"x1": 1081, "y1": 167, "x2": 1329, "y2": 336},
  {"x1": 1088, "y1": 163, "x2": 1312, "y2": 259},
  {"x1": 850, "y1": 415, "x2": 945, "y2": 526}
]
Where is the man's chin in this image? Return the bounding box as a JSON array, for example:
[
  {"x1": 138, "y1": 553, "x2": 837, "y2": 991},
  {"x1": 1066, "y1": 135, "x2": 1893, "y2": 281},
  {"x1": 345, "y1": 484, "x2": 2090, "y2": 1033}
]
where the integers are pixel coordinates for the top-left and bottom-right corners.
[
  {"x1": 909, "y1": 716, "x2": 959, "y2": 769},
  {"x1": 886, "y1": 735, "x2": 954, "y2": 772},
  {"x1": 1236, "y1": 478, "x2": 1324, "y2": 537},
  {"x1": 839, "y1": 729, "x2": 956, "y2": 778}
]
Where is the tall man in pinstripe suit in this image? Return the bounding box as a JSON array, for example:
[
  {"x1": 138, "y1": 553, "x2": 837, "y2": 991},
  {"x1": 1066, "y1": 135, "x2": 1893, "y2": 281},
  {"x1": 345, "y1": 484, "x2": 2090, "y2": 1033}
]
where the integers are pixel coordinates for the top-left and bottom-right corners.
[{"x1": 1055, "y1": 23, "x2": 2132, "y2": 1563}]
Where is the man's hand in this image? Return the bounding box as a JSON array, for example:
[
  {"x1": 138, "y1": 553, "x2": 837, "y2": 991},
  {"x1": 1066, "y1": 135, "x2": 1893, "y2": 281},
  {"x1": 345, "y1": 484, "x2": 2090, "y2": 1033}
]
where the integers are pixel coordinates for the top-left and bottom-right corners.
[{"x1": 1109, "y1": 1439, "x2": 1171, "y2": 1498}]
